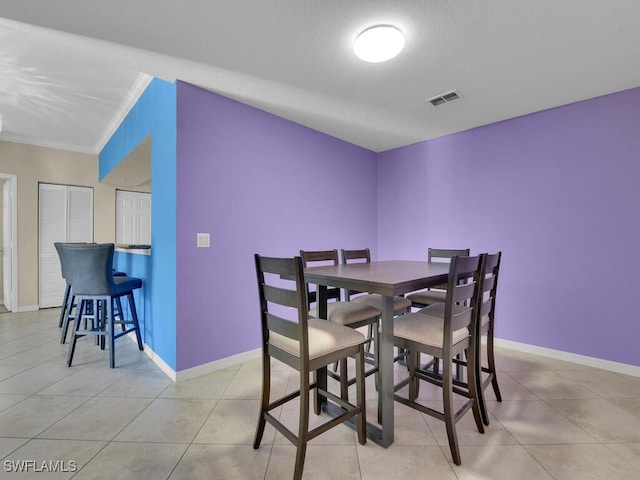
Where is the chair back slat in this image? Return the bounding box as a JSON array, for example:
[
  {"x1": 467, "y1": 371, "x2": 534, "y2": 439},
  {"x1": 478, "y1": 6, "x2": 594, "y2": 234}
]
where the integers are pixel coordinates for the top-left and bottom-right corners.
[
  {"x1": 341, "y1": 248, "x2": 371, "y2": 263},
  {"x1": 340, "y1": 248, "x2": 372, "y2": 299},
  {"x1": 266, "y1": 312, "x2": 300, "y2": 340},
  {"x1": 300, "y1": 249, "x2": 342, "y2": 305},
  {"x1": 451, "y1": 281, "x2": 476, "y2": 305},
  {"x1": 428, "y1": 248, "x2": 470, "y2": 263},
  {"x1": 300, "y1": 249, "x2": 339, "y2": 265},
  {"x1": 450, "y1": 308, "x2": 474, "y2": 332},
  {"x1": 263, "y1": 284, "x2": 299, "y2": 309},
  {"x1": 259, "y1": 255, "x2": 297, "y2": 278},
  {"x1": 444, "y1": 254, "x2": 483, "y2": 335}
]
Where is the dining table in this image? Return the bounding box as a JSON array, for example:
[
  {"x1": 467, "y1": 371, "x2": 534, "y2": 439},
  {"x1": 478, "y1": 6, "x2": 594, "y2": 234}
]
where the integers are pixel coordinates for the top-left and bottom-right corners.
[{"x1": 304, "y1": 260, "x2": 450, "y2": 447}]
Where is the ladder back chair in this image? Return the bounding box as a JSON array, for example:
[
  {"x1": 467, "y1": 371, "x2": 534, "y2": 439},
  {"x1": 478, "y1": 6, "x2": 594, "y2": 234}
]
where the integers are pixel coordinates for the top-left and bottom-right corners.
[
  {"x1": 253, "y1": 254, "x2": 366, "y2": 480},
  {"x1": 393, "y1": 254, "x2": 485, "y2": 465},
  {"x1": 300, "y1": 249, "x2": 380, "y2": 401},
  {"x1": 474, "y1": 251, "x2": 503, "y2": 425},
  {"x1": 411, "y1": 252, "x2": 503, "y2": 427}
]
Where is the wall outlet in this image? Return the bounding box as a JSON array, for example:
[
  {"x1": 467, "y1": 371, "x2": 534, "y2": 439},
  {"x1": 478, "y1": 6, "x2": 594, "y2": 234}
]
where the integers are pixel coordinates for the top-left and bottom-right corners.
[{"x1": 197, "y1": 233, "x2": 210, "y2": 248}]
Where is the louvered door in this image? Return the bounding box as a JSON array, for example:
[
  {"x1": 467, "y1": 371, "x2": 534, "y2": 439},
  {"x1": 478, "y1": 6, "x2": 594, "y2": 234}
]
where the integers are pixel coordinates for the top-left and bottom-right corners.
[{"x1": 38, "y1": 184, "x2": 93, "y2": 308}]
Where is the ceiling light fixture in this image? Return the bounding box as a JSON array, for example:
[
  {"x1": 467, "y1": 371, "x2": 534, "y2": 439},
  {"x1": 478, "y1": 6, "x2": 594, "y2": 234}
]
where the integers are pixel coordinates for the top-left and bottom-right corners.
[{"x1": 353, "y1": 25, "x2": 405, "y2": 63}]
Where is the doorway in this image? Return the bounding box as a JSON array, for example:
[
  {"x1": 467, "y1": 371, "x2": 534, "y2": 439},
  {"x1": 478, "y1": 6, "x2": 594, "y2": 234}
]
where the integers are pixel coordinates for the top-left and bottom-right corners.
[{"x1": 0, "y1": 174, "x2": 17, "y2": 313}]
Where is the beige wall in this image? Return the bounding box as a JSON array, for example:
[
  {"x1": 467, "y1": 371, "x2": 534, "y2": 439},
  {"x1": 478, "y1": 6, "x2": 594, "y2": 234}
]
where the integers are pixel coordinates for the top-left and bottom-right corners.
[{"x1": 0, "y1": 140, "x2": 117, "y2": 309}]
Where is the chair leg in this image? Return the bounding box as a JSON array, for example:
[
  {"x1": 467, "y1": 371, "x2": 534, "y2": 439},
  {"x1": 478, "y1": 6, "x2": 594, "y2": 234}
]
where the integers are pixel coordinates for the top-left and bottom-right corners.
[
  {"x1": 127, "y1": 292, "x2": 144, "y2": 350},
  {"x1": 314, "y1": 366, "x2": 327, "y2": 415},
  {"x1": 294, "y1": 369, "x2": 310, "y2": 480},
  {"x1": 467, "y1": 340, "x2": 486, "y2": 433},
  {"x1": 58, "y1": 284, "x2": 70, "y2": 327},
  {"x1": 66, "y1": 298, "x2": 85, "y2": 367},
  {"x1": 365, "y1": 323, "x2": 373, "y2": 353},
  {"x1": 408, "y1": 350, "x2": 419, "y2": 402},
  {"x1": 442, "y1": 357, "x2": 462, "y2": 465},
  {"x1": 339, "y1": 359, "x2": 349, "y2": 400},
  {"x1": 95, "y1": 299, "x2": 104, "y2": 348},
  {"x1": 253, "y1": 352, "x2": 270, "y2": 449},
  {"x1": 60, "y1": 292, "x2": 75, "y2": 344},
  {"x1": 476, "y1": 363, "x2": 490, "y2": 426},
  {"x1": 475, "y1": 338, "x2": 491, "y2": 426},
  {"x1": 486, "y1": 332, "x2": 502, "y2": 402},
  {"x1": 107, "y1": 298, "x2": 116, "y2": 368},
  {"x1": 115, "y1": 296, "x2": 129, "y2": 333}
]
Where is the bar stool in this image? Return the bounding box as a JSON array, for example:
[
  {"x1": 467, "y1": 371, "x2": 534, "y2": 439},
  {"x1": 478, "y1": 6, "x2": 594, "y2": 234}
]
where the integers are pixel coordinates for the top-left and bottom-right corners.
[
  {"x1": 65, "y1": 243, "x2": 143, "y2": 368},
  {"x1": 55, "y1": 242, "x2": 127, "y2": 344}
]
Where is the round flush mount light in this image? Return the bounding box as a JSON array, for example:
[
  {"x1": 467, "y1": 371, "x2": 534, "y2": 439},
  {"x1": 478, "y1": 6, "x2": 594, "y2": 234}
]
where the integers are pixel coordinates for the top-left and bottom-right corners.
[{"x1": 353, "y1": 25, "x2": 405, "y2": 63}]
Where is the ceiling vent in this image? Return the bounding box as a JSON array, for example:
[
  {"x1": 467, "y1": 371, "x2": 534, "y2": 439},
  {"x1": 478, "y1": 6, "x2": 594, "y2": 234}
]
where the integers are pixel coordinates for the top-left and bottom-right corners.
[{"x1": 427, "y1": 89, "x2": 462, "y2": 107}]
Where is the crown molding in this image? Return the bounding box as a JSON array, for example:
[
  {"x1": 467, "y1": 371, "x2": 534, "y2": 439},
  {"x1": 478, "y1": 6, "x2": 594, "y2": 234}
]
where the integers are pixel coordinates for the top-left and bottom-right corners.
[{"x1": 94, "y1": 73, "x2": 153, "y2": 154}]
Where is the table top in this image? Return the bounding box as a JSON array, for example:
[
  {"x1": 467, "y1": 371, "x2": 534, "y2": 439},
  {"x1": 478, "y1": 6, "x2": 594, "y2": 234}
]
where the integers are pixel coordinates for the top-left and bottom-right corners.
[{"x1": 304, "y1": 260, "x2": 450, "y2": 297}]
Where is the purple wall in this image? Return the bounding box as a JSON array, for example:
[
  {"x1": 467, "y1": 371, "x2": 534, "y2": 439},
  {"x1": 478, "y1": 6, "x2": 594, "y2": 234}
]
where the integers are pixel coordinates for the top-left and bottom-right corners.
[
  {"x1": 377, "y1": 87, "x2": 640, "y2": 366},
  {"x1": 176, "y1": 82, "x2": 378, "y2": 371}
]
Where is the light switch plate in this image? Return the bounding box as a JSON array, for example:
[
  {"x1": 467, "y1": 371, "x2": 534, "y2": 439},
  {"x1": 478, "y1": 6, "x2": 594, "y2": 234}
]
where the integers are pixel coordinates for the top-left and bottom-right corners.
[{"x1": 197, "y1": 233, "x2": 210, "y2": 248}]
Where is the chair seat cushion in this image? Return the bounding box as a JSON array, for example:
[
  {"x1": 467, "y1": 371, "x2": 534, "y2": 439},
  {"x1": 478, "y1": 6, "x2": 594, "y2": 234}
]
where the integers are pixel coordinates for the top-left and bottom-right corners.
[
  {"x1": 113, "y1": 276, "x2": 142, "y2": 295},
  {"x1": 407, "y1": 289, "x2": 446, "y2": 306},
  {"x1": 309, "y1": 301, "x2": 379, "y2": 326},
  {"x1": 394, "y1": 310, "x2": 469, "y2": 348},
  {"x1": 270, "y1": 319, "x2": 366, "y2": 360},
  {"x1": 352, "y1": 294, "x2": 411, "y2": 313}
]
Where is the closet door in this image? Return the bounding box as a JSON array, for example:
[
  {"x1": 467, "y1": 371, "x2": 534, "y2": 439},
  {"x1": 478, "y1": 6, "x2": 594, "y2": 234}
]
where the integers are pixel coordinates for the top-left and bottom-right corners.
[
  {"x1": 38, "y1": 184, "x2": 93, "y2": 308},
  {"x1": 68, "y1": 186, "x2": 94, "y2": 242}
]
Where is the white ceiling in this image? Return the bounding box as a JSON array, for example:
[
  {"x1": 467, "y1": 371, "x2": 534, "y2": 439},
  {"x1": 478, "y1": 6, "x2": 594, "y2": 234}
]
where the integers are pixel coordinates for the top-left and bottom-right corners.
[{"x1": 1, "y1": 0, "x2": 639, "y2": 154}]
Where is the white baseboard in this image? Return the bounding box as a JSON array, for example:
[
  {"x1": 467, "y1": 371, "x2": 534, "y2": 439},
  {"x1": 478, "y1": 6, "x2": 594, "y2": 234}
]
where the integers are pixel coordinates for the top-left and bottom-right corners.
[
  {"x1": 16, "y1": 305, "x2": 40, "y2": 312},
  {"x1": 494, "y1": 338, "x2": 640, "y2": 378},
  {"x1": 129, "y1": 332, "x2": 640, "y2": 383},
  {"x1": 175, "y1": 348, "x2": 262, "y2": 382},
  {"x1": 125, "y1": 332, "x2": 261, "y2": 382}
]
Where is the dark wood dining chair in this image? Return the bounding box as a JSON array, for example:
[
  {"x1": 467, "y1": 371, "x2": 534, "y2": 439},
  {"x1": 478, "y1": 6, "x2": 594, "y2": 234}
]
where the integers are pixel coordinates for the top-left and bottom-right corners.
[
  {"x1": 300, "y1": 249, "x2": 380, "y2": 400},
  {"x1": 253, "y1": 254, "x2": 366, "y2": 480},
  {"x1": 473, "y1": 251, "x2": 503, "y2": 425},
  {"x1": 406, "y1": 248, "x2": 470, "y2": 308},
  {"x1": 412, "y1": 252, "x2": 503, "y2": 427},
  {"x1": 405, "y1": 248, "x2": 471, "y2": 377},
  {"x1": 393, "y1": 254, "x2": 485, "y2": 465}
]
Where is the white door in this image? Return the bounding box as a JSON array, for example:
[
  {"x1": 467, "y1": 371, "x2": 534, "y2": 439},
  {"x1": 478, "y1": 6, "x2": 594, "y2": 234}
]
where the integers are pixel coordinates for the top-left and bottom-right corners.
[
  {"x1": 2, "y1": 181, "x2": 12, "y2": 311},
  {"x1": 116, "y1": 190, "x2": 151, "y2": 245},
  {"x1": 38, "y1": 184, "x2": 93, "y2": 308}
]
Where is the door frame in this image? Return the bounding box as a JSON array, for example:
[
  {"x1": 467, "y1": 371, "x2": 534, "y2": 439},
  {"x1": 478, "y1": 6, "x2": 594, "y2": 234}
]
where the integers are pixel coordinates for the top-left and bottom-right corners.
[{"x1": 0, "y1": 174, "x2": 18, "y2": 312}]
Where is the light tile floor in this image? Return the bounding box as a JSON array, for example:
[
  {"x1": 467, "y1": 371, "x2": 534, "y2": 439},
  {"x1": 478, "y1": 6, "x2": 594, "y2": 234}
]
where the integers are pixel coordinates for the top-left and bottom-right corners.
[{"x1": 1, "y1": 308, "x2": 640, "y2": 479}]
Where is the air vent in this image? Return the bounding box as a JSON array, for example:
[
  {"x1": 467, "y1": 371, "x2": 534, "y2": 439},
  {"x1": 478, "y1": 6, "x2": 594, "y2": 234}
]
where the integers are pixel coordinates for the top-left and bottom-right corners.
[{"x1": 427, "y1": 89, "x2": 462, "y2": 107}]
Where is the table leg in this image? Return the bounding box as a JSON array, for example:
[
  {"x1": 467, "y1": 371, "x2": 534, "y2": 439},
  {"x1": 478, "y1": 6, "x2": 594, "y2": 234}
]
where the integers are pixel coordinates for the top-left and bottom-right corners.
[
  {"x1": 315, "y1": 285, "x2": 328, "y2": 410},
  {"x1": 378, "y1": 295, "x2": 395, "y2": 447}
]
